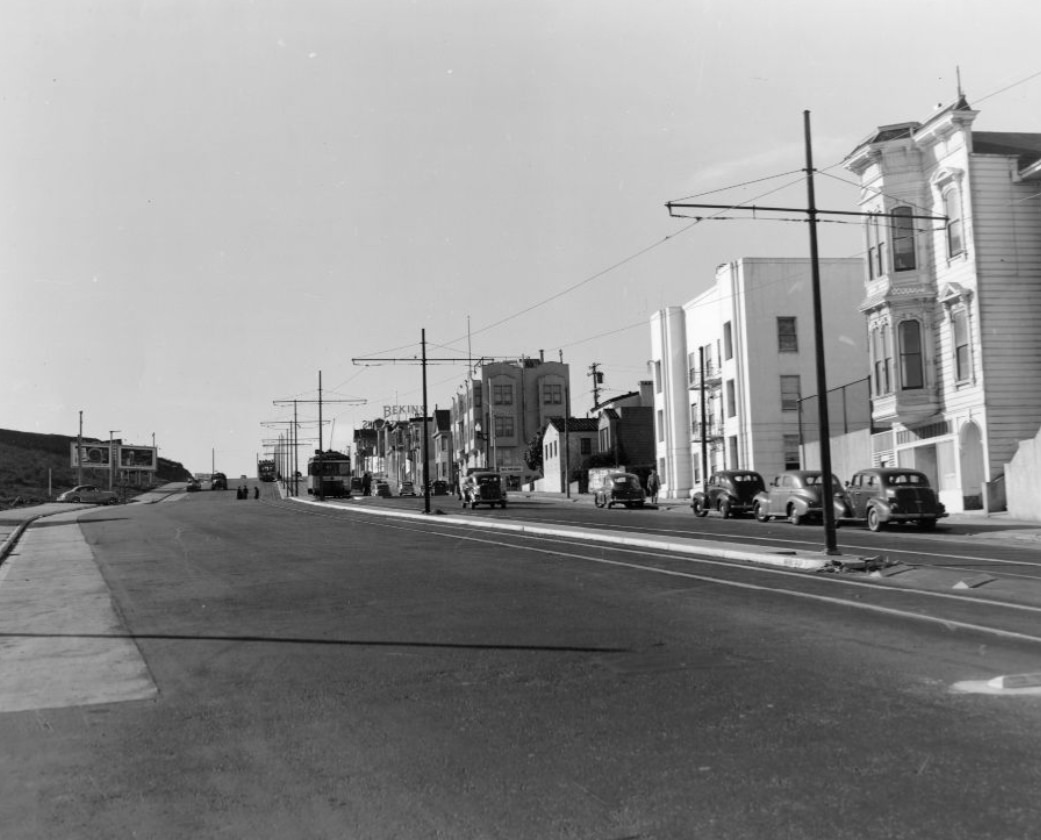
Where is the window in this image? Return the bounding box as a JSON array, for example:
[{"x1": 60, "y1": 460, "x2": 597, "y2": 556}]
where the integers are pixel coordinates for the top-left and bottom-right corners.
[
  {"x1": 493, "y1": 383, "x2": 513, "y2": 405},
  {"x1": 872, "y1": 324, "x2": 892, "y2": 396},
  {"x1": 543, "y1": 383, "x2": 562, "y2": 405},
  {"x1": 726, "y1": 379, "x2": 736, "y2": 418},
  {"x1": 723, "y1": 321, "x2": 733, "y2": 360},
  {"x1": 494, "y1": 415, "x2": 514, "y2": 437},
  {"x1": 944, "y1": 188, "x2": 964, "y2": 257},
  {"x1": 891, "y1": 206, "x2": 916, "y2": 271},
  {"x1": 580, "y1": 438, "x2": 592, "y2": 456},
  {"x1": 657, "y1": 409, "x2": 664, "y2": 441},
  {"x1": 777, "y1": 317, "x2": 798, "y2": 352},
  {"x1": 783, "y1": 434, "x2": 801, "y2": 470},
  {"x1": 953, "y1": 308, "x2": 971, "y2": 382},
  {"x1": 780, "y1": 375, "x2": 801, "y2": 412},
  {"x1": 899, "y1": 320, "x2": 924, "y2": 390},
  {"x1": 866, "y1": 214, "x2": 886, "y2": 278},
  {"x1": 654, "y1": 361, "x2": 662, "y2": 393}
]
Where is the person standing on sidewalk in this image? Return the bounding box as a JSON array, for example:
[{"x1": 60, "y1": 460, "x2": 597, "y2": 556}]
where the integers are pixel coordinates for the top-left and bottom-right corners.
[{"x1": 647, "y1": 468, "x2": 661, "y2": 504}]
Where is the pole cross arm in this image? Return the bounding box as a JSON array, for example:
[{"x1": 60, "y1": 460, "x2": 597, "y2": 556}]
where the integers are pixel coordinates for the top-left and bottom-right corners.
[{"x1": 665, "y1": 201, "x2": 948, "y2": 223}]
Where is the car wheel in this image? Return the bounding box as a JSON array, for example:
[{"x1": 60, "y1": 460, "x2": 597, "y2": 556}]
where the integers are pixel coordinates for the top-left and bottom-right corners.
[
  {"x1": 692, "y1": 498, "x2": 708, "y2": 518},
  {"x1": 70, "y1": 496, "x2": 81, "y2": 503},
  {"x1": 867, "y1": 506, "x2": 885, "y2": 532},
  {"x1": 720, "y1": 499, "x2": 732, "y2": 519},
  {"x1": 754, "y1": 502, "x2": 769, "y2": 522},
  {"x1": 788, "y1": 505, "x2": 803, "y2": 526},
  {"x1": 917, "y1": 518, "x2": 936, "y2": 531}
]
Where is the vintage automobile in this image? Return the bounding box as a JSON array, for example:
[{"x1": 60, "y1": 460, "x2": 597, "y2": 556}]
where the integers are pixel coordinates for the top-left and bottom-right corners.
[
  {"x1": 691, "y1": 470, "x2": 766, "y2": 518},
  {"x1": 399, "y1": 480, "x2": 417, "y2": 497},
  {"x1": 185, "y1": 478, "x2": 202, "y2": 493},
  {"x1": 429, "y1": 479, "x2": 449, "y2": 496},
  {"x1": 839, "y1": 468, "x2": 947, "y2": 531},
  {"x1": 56, "y1": 484, "x2": 118, "y2": 505},
  {"x1": 753, "y1": 470, "x2": 845, "y2": 525},
  {"x1": 462, "y1": 471, "x2": 507, "y2": 509},
  {"x1": 374, "y1": 481, "x2": 392, "y2": 498},
  {"x1": 211, "y1": 472, "x2": 228, "y2": 491},
  {"x1": 593, "y1": 472, "x2": 646, "y2": 509}
]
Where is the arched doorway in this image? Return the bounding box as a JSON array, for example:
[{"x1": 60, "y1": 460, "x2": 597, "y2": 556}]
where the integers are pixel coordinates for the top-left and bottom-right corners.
[{"x1": 959, "y1": 421, "x2": 985, "y2": 510}]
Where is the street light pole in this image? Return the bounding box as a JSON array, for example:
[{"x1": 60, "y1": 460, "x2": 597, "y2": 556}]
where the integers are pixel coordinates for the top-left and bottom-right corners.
[{"x1": 109, "y1": 429, "x2": 121, "y2": 491}]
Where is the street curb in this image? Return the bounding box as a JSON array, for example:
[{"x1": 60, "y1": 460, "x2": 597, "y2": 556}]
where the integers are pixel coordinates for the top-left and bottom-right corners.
[
  {"x1": 293, "y1": 497, "x2": 835, "y2": 572},
  {"x1": 0, "y1": 516, "x2": 42, "y2": 565}
]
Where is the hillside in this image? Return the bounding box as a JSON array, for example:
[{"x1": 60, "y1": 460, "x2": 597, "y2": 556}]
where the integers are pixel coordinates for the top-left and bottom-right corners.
[{"x1": 0, "y1": 428, "x2": 192, "y2": 508}]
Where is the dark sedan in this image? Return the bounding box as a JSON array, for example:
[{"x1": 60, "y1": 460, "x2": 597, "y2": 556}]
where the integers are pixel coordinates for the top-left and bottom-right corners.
[
  {"x1": 594, "y1": 472, "x2": 646, "y2": 509},
  {"x1": 692, "y1": 470, "x2": 765, "y2": 518},
  {"x1": 839, "y1": 468, "x2": 947, "y2": 531}
]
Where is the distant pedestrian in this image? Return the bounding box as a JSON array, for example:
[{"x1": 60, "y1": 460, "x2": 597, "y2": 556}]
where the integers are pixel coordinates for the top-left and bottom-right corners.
[
  {"x1": 362, "y1": 472, "x2": 372, "y2": 496},
  {"x1": 646, "y1": 469, "x2": 661, "y2": 504},
  {"x1": 253, "y1": 486, "x2": 260, "y2": 500}
]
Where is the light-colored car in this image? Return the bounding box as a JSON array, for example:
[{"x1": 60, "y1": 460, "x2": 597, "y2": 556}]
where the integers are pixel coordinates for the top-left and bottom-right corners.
[
  {"x1": 399, "y1": 481, "x2": 417, "y2": 496},
  {"x1": 57, "y1": 484, "x2": 118, "y2": 505},
  {"x1": 753, "y1": 470, "x2": 844, "y2": 525}
]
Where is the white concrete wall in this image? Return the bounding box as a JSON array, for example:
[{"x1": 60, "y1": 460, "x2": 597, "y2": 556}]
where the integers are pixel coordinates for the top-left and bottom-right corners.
[{"x1": 1006, "y1": 428, "x2": 1041, "y2": 521}]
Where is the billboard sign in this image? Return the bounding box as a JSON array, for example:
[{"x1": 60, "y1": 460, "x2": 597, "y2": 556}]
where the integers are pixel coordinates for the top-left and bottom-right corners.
[
  {"x1": 70, "y1": 443, "x2": 112, "y2": 467},
  {"x1": 118, "y1": 446, "x2": 157, "y2": 471}
]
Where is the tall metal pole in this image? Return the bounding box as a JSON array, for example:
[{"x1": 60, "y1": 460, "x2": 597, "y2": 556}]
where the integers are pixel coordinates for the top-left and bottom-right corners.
[
  {"x1": 699, "y1": 346, "x2": 708, "y2": 488},
  {"x1": 564, "y1": 383, "x2": 571, "y2": 498},
  {"x1": 422, "y1": 329, "x2": 431, "y2": 514},
  {"x1": 77, "y1": 411, "x2": 84, "y2": 486},
  {"x1": 804, "y1": 110, "x2": 839, "y2": 555},
  {"x1": 317, "y1": 370, "x2": 324, "y2": 501}
]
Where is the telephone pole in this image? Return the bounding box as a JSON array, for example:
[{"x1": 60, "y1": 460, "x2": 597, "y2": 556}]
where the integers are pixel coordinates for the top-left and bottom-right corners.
[{"x1": 588, "y1": 362, "x2": 603, "y2": 408}]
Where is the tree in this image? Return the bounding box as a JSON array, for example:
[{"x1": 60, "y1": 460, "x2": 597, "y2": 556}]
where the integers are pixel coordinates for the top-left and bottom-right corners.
[{"x1": 524, "y1": 426, "x2": 546, "y2": 473}]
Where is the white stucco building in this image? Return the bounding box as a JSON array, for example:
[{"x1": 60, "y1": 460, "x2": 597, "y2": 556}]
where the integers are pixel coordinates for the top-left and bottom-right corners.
[{"x1": 650, "y1": 257, "x2": 867, "y2": 500}]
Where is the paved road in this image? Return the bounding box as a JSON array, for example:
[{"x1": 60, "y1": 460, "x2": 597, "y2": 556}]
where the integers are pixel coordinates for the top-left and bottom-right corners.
[{"x1": 5, "y1": 485, "x2": 1041, "y2": 838}]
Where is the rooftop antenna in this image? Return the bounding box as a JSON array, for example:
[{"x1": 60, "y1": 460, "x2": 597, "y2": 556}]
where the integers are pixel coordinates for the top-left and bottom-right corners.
[{"x1": 956, "y1": 65, "x2": 963, "y2": 99}]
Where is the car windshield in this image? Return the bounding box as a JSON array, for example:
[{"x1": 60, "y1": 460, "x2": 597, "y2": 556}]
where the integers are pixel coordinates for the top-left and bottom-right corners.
[
  {"x1": 803, "y1": 474, "x2": 841, "y2": 487},
  {"x1": 887, "y1": 472, "x2": 927, "y2": 486}
]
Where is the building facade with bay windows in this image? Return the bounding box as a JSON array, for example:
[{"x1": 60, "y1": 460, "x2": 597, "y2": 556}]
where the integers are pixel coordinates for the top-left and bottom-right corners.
[{"x1": 844, "y1": 96, "x2": 1041, "y2": 512}]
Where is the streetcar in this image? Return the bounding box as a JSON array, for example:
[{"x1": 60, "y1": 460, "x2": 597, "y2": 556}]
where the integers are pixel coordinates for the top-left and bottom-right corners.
[
  {"x1": 257, "y1": 459, "x2": 277, "y2": 482},
  {"x1": 306, "y1": 451, "x2": 352, "y2": 497}
]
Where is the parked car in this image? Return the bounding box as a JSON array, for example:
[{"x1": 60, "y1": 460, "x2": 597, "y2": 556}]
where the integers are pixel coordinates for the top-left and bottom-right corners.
[
  {"x1": 462, "y1": 471, "x2": 507, "y2": 509},
  {"x1": 594, "y1": 472, "x2": 646, "y2": 509},
  {"x1": 375, "y1": 481, "x2": 392, "y2": 498},
  {"x1": 185, "y1": 479, "x2": 201, "y2": 492},
  {"x1": 839, "y1": 468, "x2": 947, "y2": 531},
  {"x1": 57, "y1": 484, "x2": 118, "y2": 505},
  {"x1": 753, "y1": 470, "x2": 845, "y2": 525},
  {"x1": 211, "y1": 472, "x2": 228, "y2": 491},
  {"x1": 430, "y1": 480, "x2": 449, "y2": 496},
  {"x1": 399, "y1": 481, "x2": 417, "y2": 497},
  {"x1": 691, "y1": 470, "x2": 766, "y2": 518}
]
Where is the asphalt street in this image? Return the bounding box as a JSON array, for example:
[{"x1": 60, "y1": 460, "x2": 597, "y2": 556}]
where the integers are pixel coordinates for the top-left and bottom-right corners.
[{"x1": 5, "y1": 486, "x2": 1041, "y2": 839}]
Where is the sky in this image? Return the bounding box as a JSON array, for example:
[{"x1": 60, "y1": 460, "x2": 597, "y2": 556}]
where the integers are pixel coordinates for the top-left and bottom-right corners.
[{"x1": 4, "y1": 0, "x2": 1041, "y2": 477}]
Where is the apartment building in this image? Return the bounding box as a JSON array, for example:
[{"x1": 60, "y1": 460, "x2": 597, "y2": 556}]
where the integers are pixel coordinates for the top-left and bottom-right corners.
[
  {"x1": 451, "y1": 356, "x2": 571, "y2": 490},
  {"x1": 843, "y1": 96, "x2": 1041, "y2": 512},
  {"x1": 650, "y1": 257, "x2": 867, "y2": 500}
]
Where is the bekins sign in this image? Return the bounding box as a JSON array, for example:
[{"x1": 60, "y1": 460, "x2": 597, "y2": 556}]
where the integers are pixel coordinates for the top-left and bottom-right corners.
[{"x1": 383, "y1": 405, "x2": 424, "y2": 418}]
